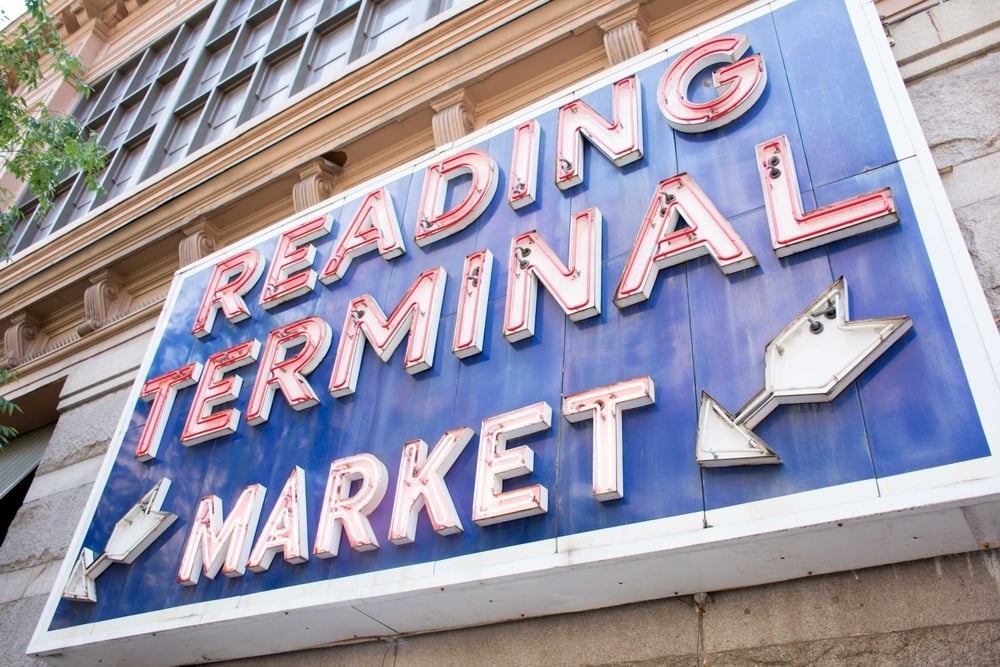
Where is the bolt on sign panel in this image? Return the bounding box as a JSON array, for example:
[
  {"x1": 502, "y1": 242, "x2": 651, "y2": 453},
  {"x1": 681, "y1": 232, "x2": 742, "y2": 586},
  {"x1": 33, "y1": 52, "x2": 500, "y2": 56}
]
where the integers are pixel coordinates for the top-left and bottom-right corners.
[{"x1": 30, "y1": 0, "x2": 1000, "y2": 664}]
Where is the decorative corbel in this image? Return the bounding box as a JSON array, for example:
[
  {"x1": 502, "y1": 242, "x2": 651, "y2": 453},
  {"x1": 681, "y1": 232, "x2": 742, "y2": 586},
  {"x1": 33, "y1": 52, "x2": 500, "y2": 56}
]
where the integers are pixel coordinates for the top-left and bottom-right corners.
[
  {"x1": 77, "y1": 270, "x2": 133, "y2": 337},
  {"x1": 58, "y1": 2, "x2": 86, "y2": 35},
  {"x1": 99, "y1": 0, "x2": 129, "y2": 29},
  {"x1": 179, "y1": 218, "x2": 220, "y2": 267},
  {"x1": 292, "y1": 156, "x2": 344, "y2": 212},
  {"x1": 598, "y1": 6, "x2": 649, "y2": 66},
  {"x1": 2, "y1": 311, "x2": 49, "y2": 368},
  {"x1": 431, "y1": 89, "x2": 477, "y2": 148}
]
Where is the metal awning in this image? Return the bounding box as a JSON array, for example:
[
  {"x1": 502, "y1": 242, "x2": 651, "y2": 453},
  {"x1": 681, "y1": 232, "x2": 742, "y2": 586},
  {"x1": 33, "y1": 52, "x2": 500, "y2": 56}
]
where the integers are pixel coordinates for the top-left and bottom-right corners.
[{"x1": 0, "y1": 424, "x2": 54, "y2": 499}]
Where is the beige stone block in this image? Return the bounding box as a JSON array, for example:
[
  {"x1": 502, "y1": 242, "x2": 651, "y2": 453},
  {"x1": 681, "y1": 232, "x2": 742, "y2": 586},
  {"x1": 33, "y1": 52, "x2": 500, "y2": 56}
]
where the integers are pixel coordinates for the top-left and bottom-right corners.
[
  {"x1": 213, "y1": 598, "x2": 702, "y2": 667},
  {"x1": 0, "y1": 484, "x2": 93, "y2": 572},
  {"x1": 701, "y1": 550, "x2": 1000, "y2": 653},
  {"x1": 36, "y1": 387, "x2": 128, "y2": 475},
  {"x1": 0, "y1": 596, "x2": 48, "y2": 667},
  {"x1": 704, "y1": 620, "x2": 1000, "y2": 667}
]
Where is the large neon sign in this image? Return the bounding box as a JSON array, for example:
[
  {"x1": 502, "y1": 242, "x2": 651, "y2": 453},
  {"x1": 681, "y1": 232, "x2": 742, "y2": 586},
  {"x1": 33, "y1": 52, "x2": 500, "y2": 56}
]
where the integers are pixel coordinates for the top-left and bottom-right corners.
[{"x1": 31, "y1": 1, "x2": 1000, "y2": 664}]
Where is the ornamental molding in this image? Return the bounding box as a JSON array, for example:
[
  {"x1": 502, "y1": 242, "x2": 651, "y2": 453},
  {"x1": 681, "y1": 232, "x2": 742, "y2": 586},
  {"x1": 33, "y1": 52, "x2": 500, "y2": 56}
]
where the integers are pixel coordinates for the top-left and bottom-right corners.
[
  {"x1": 1, "y1": 311, "x2": 49, "y2": 369},
  {"x1": 77, "y1": 270, "x2": 133, "y2": 337},
  {"x1": 292, "y1": 157, "x2": 344, "y2": 213},
  {"x1": 598, "y1": 5, "x2": 649, "y2": 66},
  {"x1": 431, "y1": 89, "x2": 477, "y2": 147},
  {"x1": 179, "y1": 219, "x2": 221, "y2": 267}
]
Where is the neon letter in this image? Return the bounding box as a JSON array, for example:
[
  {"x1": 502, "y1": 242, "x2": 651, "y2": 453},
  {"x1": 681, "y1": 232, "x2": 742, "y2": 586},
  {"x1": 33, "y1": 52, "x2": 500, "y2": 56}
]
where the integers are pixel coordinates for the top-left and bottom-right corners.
[
  {"x1": 659, "y1": 34, "x2": 766, "y2": 133},
  {"x1": 247, "y1": 466, "x2": 308, "y2": 572},
  {"x1": 452, "y1": 249, "x2": 493, "y2": 359},
  {"x1": 562, "y1": 376, "x2": 655, "y2": 500},
  {"x1": 135, "y1": 362, "x2": 202, "y2": 461},
  {"x1": 508, "y1": 120, "x2": 540, "y2": 209},
  {"x1": 319, "y1": 188, "x2": 406, "y2": 284},
  {"x1": 556, "y1": 76, "x2": 643, "y2": 190},
  {"x1": 180, "y1": 340, "x2": 260, "y2": 446},
  {"x1": 192, "y1": 249, "x2": 264, "y2": 338},
  {"x1": 260, "y1": 215, "x2": 331, "y2": 308},
  {"x1": 757, "y1": 135, "x2": 897, "y2": 257},
  {"x1": 414, "y1": 149, "x2": 498, "y2": 247},
  {"x1": 504, "y1": 208, "x2": 602, "y2": 342},
  {"x1": 472, "y1": 402, "x2": 552, "y2": 526},
  {"x1": 246, "y1": 316, "x2": 332, "y2": 425},
  {"x1": 329, "y1": 267, "x2": 446, "y2": 397},
  {"x1": 314, "y1": 454, "x2": 388, "y2": 558},
  {"x1": 615, "y1": 174, "x2": 757, "y2": 307},
  {"x1": 177, "y1": 483, "x2": 266, "y2": 585},
  {"x1": 388, "y1": 427, "x2": 473, "y2": 544}
]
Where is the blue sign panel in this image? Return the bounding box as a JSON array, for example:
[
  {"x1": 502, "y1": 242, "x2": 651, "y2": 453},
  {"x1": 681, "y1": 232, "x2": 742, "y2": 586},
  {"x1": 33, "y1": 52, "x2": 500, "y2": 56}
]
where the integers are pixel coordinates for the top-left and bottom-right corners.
[{"x1": 32, "y1": 0, "x2": 1000, "y2": 663}]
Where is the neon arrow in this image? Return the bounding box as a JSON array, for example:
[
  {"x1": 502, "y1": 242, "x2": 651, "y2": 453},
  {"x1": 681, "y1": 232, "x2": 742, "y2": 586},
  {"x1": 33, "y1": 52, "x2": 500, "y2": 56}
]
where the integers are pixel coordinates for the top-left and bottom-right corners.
[
  {"x1": 696, "y1": 278, "x2": 912, "y2": 467},
  {"x1": 62, "y1": 478, "x2": 177, "y2": 603}
]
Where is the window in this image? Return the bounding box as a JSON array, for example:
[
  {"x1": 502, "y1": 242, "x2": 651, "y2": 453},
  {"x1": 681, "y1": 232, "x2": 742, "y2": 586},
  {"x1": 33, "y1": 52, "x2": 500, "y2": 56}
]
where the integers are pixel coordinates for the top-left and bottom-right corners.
[
  {"x1": 204, "y1": 78, "x2": 250, "y2": 144},
  {"x1": 305, "y1": 20, "x2": 353, "y2": 84},
  {"x1": 283, "y1": 0, "x2": 321, "y2": 41},
  {"x1": 161, "y1": 109, "x2": 201, "y2": 168},
  {"x1": 362, "y1": 0, "x2": 411, "y2": 54},
  {"x1": 253, "y1": 50, "x2": 299, "y2": 114},
  {"x1": 4, "y1": 0, "x2": 464, "y2": 255}
]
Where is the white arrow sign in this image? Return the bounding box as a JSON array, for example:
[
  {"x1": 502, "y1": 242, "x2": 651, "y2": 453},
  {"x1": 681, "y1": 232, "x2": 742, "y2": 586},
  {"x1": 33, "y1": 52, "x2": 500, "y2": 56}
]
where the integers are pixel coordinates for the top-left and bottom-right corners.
[
  {"x1": 696, "y1": 277, "x2": 912, "y2": 467},
  {"x1": 62, "y1": 478, "x2": 177, "y2": 603}
]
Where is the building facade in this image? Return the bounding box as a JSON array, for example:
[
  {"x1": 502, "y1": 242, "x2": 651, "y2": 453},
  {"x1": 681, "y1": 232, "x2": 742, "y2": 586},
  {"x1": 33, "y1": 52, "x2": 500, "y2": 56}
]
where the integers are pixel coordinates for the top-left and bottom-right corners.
[{"x1": 1, "y1": 0, "x2": 999, "y2": 664}]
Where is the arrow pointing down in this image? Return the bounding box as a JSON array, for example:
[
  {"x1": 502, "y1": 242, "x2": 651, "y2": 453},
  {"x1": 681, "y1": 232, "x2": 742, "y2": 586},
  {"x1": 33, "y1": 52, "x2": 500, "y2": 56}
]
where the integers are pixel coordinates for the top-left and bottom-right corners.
[
  {"x1": 62, "y1": 478, "x2": 177, "y2": 603},
  {"x1": 696, "y1": 277, "x2": 912, "y2": 467}
]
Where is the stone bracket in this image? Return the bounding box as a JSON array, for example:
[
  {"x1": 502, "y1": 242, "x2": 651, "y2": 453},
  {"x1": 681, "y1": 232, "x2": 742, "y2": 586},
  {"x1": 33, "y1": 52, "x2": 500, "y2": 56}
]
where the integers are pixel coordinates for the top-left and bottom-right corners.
[
  {"x1": 179, "y1": 218, "x2": 220, "y2": 267},
  {"x1": 1, "y1": 311, "x2": 49, "y2": 369},
  {"x1": 77, "y1": 270, "x2": 133, "y2": 337},
  {"x1": 431, "y1": 89, "x2": 477, "y2": 147},
  {"x1": 598, "y1": 5, "x2": 649, "y2": 66},
  {"x1": 292, "y1": 157, "x2": 343, "y2": 212}
]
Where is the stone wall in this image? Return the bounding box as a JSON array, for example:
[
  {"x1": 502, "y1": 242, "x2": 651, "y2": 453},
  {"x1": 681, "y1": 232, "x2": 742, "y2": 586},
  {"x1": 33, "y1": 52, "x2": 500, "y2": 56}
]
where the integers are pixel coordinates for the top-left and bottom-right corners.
[{"x1": 0, "y1": 335, "x2": 147, "y2": 667}]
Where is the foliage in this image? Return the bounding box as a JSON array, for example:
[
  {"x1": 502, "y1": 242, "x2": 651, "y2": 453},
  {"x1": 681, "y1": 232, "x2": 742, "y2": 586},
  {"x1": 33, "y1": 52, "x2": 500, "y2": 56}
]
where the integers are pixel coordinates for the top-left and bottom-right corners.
[
  {"x1": 0, "y1": 0, "x2": 107, "y2": 256},
  {"x1": 0, "y1": 368, "x2": 18, "y2": 448},
  {"x1": 0, "y1": 1, "x2": 108, "y2": 446}
]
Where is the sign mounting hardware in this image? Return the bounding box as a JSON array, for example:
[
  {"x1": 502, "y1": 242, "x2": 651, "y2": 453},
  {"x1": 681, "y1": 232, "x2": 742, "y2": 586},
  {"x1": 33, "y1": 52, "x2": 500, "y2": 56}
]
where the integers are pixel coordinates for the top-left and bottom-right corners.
[{"x1": 696, "y1": 277, "x2": 913, "y2": 467}]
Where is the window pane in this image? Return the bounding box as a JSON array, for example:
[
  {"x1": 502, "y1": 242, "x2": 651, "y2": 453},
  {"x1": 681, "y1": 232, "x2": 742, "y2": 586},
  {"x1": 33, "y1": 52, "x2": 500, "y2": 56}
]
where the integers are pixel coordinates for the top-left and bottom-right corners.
[
  {"x1": 254, "y1": 51, "x2": 299, "y2": 115},
  {"x1": 225, "y1": 0, "x2": 254, "y2": 32},
  {"x1": 106, "y1": 103, "x2": 141, "y2": 150},
  {"x1": 145, "y1": 78, "x2": 178, "y2": 128},
  {"x1": 363, "y1": 0, "x2": 410, "y2": 54},
  {"x1": 283, "y1": 0, "x2": 321, "y2": 41},
  {"x1": 106, "y1": 143, "x2": 148, "y2": 198},
  {"x1": 238, "y1": 16, "x2": 277, "y2": 70},
  {"x1": 162, "y1": 108, "x2": 201, "y2": 167},
  {"x1": 95, "y1": 71, "x2": 131, "y2": 115},
  {"x1": 137, "y1": 43, "x2": 170, "y2": 89},
  {"x1": 178, "y1": 16, "x2": 208, "y2": 61},
  {"x1": 195, "y1": 44, "x2": 231, "y2": 97},
  {"x1": 4, "y1": 212, "x2": 31, "y2": 253},
  {"x1": 65, "y1": 174, "x2": 103, "y2": 221},
  {"x1": 306, "y1": 22, "x2": 352, "y2": 85},
  {"x1": 11, "y1": 187, "x2": 71, "y2": 251},
  {"x1": 205, "y1": 81, "x2": 249, "y2": 144},
  {"x1": 75, "y1": 80, "x2": 104, "y2": 123}
]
